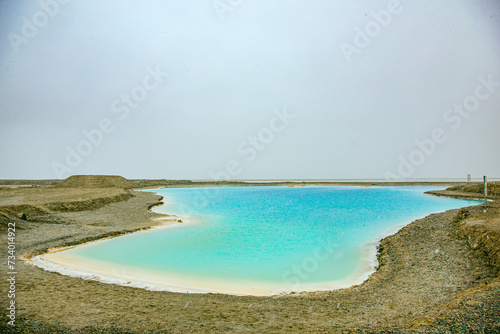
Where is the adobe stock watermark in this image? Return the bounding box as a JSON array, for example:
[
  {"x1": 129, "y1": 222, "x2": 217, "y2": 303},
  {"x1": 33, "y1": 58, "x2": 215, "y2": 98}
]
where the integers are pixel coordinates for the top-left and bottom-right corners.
[
  {"x1": 8, "y1": 0, "x2": 71, "y2": 54},
  {"x1": 190, "y1": 107, "x2": 296, "y2": 208},
  {"x1": 213, "y1": 0, "x2": 244, "y2": 21},
  {"x1": 51, "y1": 65, "x2": 168, "y2": 178},
  {"x1": 6, "y1": 221, "x2": 17, "y2": 327},
  {"x1": 340, "y1": 0, "x2": 403, "y2": 63},
  {"x1": 385, "y1": 73, "x2": 499, "y2": 180}
]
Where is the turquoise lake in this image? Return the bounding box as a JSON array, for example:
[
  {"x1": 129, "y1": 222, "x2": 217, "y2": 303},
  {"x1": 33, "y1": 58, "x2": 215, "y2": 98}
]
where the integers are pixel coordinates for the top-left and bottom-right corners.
[{"x1": 57, "y1": 186, "x2": 480, "y2": 294}]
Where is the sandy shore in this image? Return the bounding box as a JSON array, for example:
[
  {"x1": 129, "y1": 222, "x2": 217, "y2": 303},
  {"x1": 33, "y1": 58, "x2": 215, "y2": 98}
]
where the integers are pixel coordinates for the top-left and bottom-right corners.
[
  {"x1": 1, "y1": 181, "x2": 499, "y2": 333},
  {"x1": 31, "y1": 242, "x2": 377, "y2": 297}
]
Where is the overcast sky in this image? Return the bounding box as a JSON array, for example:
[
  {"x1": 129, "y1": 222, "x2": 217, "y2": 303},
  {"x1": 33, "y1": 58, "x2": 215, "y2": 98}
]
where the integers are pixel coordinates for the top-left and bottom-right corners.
[{"x1": 0, "y1": 0, "x2": 499, "y2": 180}]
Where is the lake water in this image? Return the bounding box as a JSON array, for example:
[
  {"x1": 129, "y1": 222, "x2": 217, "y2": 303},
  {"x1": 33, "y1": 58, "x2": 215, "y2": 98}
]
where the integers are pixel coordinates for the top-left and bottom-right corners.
[{"x1": 43, "y1": 186, "x2": 479, "y2": 295}]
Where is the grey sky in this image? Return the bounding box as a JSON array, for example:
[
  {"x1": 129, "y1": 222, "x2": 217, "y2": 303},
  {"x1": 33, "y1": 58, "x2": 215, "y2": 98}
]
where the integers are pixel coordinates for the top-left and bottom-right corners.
[{"x1": 0, "y1": 0, "x2": 499, "y2": 180}]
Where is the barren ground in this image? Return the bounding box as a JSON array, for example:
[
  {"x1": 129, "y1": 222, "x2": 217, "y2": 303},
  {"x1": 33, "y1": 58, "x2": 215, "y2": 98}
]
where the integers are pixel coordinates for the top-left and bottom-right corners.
[{"x1": 0, "y1": 182, "x2": 499, "y2": 333}]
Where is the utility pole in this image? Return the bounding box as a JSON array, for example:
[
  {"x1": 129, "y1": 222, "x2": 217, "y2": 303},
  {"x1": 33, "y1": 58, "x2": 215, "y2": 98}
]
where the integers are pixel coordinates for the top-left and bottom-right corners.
[{"x1": 483, "y1": 176, "x2": 487, "y2": 213}]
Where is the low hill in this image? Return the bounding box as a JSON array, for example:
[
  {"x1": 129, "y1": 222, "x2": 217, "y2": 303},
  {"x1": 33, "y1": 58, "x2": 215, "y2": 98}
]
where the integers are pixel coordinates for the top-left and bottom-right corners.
[
  {"x1": 445, "y1": 182, "x2": 499, "y2": 197},
  {"x1": 426, "y1": 182, "x2": 499, "y2": 200},
  {"x1": 56, "y1": 175, "x2": 138, "y2": 189}
]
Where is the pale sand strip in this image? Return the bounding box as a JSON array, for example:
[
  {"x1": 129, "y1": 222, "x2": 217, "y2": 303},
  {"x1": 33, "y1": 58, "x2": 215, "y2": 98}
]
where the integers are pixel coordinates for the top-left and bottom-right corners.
[
  {"x1": 28, "y1": 213, "x2": 387, "y2": 297},
  {"x1": 31, "y1": 249, "x2": 376, "y2": 296}
]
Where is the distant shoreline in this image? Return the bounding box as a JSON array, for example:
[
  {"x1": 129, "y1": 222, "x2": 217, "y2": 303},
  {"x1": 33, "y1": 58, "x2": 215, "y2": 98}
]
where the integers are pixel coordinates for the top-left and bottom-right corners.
[{"x1": 3, "y1": 178, "x2": 499, "y2": 189}]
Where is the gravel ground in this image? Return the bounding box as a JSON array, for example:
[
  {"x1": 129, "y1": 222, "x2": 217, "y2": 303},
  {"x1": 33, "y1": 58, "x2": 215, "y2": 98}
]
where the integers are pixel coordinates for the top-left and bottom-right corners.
[{"x1": 0, "y1": 186, "x2": 499, "y2": 333}]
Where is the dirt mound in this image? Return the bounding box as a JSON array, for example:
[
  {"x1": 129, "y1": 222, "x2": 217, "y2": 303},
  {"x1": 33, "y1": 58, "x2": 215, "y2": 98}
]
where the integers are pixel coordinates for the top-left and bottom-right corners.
[
  {"x1": 0, "y1": 204, "x2": 50, "y2": 217},
  {"x1": 428, "y1": 182, "x2": 500, "y2": 200},
  {"x1": 454, "y1": 205, "x2": 500, "y2": 273},
  {"x1": 0, "y1": 188, "x2": 134, "y2": 220},
  {"x1": 446, "y1": 182, "x2": 500, "y2": 197},
  {"x1": 56, "y1": 175, "x2": 138, "y2": 189},
  {"x1": 45, "y1": 191, "x2": 133, "y2": 212}
]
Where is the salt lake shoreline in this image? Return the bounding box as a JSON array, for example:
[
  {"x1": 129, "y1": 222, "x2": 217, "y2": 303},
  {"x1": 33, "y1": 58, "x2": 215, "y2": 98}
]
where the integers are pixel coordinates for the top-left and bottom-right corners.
[
  {"x1": 28, "y1": 186, "x2": 460, "y2": 297},
  {"x1": 1, "y1": 181, "x2": 499, "y2": 333}
]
